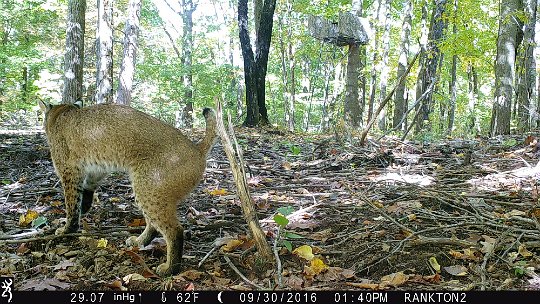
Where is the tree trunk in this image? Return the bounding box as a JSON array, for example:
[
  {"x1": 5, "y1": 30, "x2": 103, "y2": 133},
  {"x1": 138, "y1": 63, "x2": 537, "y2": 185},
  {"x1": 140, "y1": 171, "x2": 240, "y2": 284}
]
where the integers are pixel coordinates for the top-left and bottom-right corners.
[
  {"x1": 343, "y1": 0, "x2": 363, "y2": 128},
  {"x1": 415, "y1": 0, "x2": 448, "y2": 131},
  {"x1": 491, "y1": 0, "x2": 523, "y2": 136},
  {"x1": 22, "y1": 66, "x2": 28, "y2": 102},
  {"x1": 393, "y1": 0, "x2": 412, "y2": 132},
  {"x1": 95, "y1": 0, "x2": 113, "y2": 104},
  {"x1": 414, "y1": 1, "x2": 429, "y2": 133},
  {"x1": 278, "y1": 1, "x2": 295, "y2": 131},
  {"x1": 116, "y1": 0, "x2": 141, "y2": 105},
  {"x1": 516, "y1": 0, "x2": 536, "y2": 132},
  {"x1": 467, "y1": 64, "x2": 479, "y2": 133},
  {"x1": 377, "y1": 0, "x2": 392, "y2": 131},
  {"x1": 288, "y1": 42, "x2": 296, "y2": 131},
  {"x1": 320, "y1": 63, "x2": 332, "y2": 131},
  {"x1": 181, "y1": 0, "x2": 195, "y2": 128},
  {"x1": 447, "y1": 0, "x2": 458, "y2": 134},
  {"x1": 238, "y1": 0, "x2": 276, "y2": 127},
  {"x1": 367, "y1": 0, "x2": 383, "y2": 123},
  {"x1": 62, "y1": 0, "x2": 86, "y2": 105},
  {"x1": 238, "y1": 0, "x2": 258, "y2": 126},
  {"x1": 344, "y1": 44, "x2": 360, "y2": 128}
]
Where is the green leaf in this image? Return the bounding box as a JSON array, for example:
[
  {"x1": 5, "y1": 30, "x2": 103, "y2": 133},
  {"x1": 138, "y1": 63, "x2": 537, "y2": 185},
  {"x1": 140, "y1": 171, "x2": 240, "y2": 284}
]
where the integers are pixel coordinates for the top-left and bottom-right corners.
[
  {"x1": 503, "y1": 138, "x2": 517, "y2": 147},
  {"x1": 284, "y1": 232, "x2": 304, "y2": 239},
  {"x1": 290, "y1": 145, "x2": 301, "y2": 155},
  {"x1": 282, "y1": 240, "x2": 292, "y2": 252},
  {"x1": 274, "y1": 213, "x2": 289, "y2": 227},
  {"x1": 31, "y1": 216, "x2": 47, "y2": 228},
  {"x1": 276, "y1": 206, "x2": 294, "y2": 216}
]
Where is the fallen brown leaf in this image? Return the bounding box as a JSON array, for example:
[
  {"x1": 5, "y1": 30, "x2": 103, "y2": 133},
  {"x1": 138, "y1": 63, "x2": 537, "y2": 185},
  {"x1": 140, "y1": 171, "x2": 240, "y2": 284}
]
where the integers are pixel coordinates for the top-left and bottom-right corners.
[{"x1": 380, "y1": 271, "x2": 409, "y2": 287}]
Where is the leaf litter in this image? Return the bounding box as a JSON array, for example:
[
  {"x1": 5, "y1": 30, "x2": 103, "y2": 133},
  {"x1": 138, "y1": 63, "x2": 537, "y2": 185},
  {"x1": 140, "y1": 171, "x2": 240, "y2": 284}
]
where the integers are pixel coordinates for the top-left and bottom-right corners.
[{"x1": 0, "y1": 131, "x2": 540, "y2": 290}]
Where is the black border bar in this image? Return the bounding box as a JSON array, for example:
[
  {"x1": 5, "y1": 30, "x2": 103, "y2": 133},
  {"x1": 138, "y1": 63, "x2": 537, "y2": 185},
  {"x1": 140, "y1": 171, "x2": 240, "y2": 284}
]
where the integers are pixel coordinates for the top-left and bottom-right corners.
[{"x1": 1, "y1": 291, "x2": 540, "y2": 304}]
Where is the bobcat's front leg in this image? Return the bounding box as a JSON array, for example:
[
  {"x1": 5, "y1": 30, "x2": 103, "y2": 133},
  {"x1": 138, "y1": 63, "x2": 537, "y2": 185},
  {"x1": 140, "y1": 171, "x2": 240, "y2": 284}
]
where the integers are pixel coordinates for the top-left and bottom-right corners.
[{"x1": 55, "y1": 167, "x2": 83, "y2": 235}]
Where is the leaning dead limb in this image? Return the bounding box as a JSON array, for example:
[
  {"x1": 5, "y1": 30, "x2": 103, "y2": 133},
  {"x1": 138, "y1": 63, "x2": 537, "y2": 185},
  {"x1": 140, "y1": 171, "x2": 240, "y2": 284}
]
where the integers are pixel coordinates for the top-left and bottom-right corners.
[
  {"x1": 214, "y1": 99, "x2": 274, "y2": 267},
  {"x1": 359, "y1": 51, "x2": 420, "y2": 145}
]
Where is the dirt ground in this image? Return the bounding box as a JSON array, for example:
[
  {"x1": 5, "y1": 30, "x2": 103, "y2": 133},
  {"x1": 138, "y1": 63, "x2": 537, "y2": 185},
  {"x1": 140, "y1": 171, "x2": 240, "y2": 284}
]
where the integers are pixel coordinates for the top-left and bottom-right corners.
[{"x1": 1, "y1": 128, "x2": 540, "y2": 291}]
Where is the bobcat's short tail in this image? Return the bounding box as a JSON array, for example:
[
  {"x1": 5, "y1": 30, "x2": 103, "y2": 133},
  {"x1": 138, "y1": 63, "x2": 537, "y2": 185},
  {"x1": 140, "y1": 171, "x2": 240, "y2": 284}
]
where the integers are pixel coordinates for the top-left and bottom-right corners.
[{"x1": 197, "y1": 108, "x2": 217, "y2": 154}]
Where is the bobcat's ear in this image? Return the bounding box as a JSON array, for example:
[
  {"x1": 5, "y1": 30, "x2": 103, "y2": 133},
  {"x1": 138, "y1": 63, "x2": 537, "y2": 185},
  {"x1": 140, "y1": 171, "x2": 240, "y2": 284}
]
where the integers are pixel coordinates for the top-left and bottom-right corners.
[
  {"x1": 74, "y1": 100, "x2": 83, "y2": 109},
  {"x1": 38, "y1": 100, "x2": 53, "y2": 112}
]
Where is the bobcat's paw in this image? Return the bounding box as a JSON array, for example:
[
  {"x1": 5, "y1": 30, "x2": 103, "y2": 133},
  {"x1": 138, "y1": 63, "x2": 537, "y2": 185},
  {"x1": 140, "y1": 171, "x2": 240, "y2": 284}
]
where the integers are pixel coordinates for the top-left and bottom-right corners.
[
  {"x1": 55, "y1": 223, "x2": 78, "y2": 235},
  {"x1": 155, "y1": 262, "x2": 172, "y2": 277},
  {"x1": 125, "y1": 236, "x2": 140, "y2": 247},
  {"x1": 155, "y1": 261, "x2": 181, "y2": 277},
  {"x1": 55, "y1": 227, "x2": 66, "y2": 235}
]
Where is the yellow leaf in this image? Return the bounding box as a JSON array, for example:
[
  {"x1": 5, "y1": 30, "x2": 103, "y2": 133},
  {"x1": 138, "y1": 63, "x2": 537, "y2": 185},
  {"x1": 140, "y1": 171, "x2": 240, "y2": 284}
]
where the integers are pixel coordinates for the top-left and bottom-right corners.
[
  {"x1": 109, "y1": 197, "x2": 121, "y2": 203},
  {"x1": 222, "y1": 239, "x2": 244, "y2": 252},
  {"x1": 518, "y1": 244, "x2": 533, "y2": 257},
  {"x1": 19, "y1": 210, "x2": 39, "y2": 227},
  {"x1": 449, "y1": 249, "x2": 464, "y2": 259},
  {"x1": 50, "y1": 200, "x2": 63, "y2": 207},
  {"x1": 428, "y1": 257, "x2": 441, "y2": 273},
  {"x1": 210, "y1": 188, "x2": 228, "y2": 196},
  {"x1": 292, "y1": 245, "x2": 314, "y2": 261},
  {"x1": 407, "y1": 214, "x2": 417, "y2": 221},
  {"x1": 97, "y1": 238, "x2": 108, "y2": 248},
  {"x1": 309, "y1": 258, "x2": 329, "y2": 275},
  {"x1": 372, "y1": 201, "x2": 384, "y2": 208}
]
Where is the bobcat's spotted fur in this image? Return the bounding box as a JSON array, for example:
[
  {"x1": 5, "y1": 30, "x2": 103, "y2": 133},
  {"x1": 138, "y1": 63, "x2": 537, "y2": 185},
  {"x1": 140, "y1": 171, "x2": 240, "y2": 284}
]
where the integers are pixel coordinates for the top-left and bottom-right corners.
[{"x1": 39, "y1": 101, "x2": 216, "y2": 276}]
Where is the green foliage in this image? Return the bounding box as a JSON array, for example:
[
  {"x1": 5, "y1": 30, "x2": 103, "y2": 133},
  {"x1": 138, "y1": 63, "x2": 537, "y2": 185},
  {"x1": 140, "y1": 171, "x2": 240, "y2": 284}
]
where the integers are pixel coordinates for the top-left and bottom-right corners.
[
  {"x1": 513, "y1": 261, "x2": 527, "y2": 277},
  {"x1": 289, "y1": 145, "x2": 301, "y2": 155},
  {"x1": 273, "y1": 206, "x2": 303, "y2": 253},
  {"x1": 0, "y1": 0, "x2": 63, "y2": 114},
  {"x1": 0, "y1": 0, "x2": 519, "y2": 139},
  {"x1": 277, "y1": 206, "x2": 294, "y2": 216},
  {"x1": 273, "y1": 213, "x2": 289, "y2": 227}
]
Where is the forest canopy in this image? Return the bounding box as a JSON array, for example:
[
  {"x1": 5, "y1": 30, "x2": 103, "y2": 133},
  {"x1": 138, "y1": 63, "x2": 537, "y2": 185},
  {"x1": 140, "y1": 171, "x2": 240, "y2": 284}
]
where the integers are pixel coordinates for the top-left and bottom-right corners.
[{"x1": 0, "y1": 0, "x2": 535, "y2": 139}]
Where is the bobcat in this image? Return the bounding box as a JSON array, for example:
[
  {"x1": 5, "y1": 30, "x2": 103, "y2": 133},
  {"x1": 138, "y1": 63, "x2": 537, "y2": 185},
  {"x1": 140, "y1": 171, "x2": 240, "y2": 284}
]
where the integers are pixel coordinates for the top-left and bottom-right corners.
[{"x1": 39, "y1": 101, "x2": 217, "y2": 276}]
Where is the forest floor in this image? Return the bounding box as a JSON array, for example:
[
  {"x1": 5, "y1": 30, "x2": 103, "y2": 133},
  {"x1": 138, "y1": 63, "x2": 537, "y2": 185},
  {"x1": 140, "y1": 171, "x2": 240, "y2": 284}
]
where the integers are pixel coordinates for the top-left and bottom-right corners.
[{"x1": 1, "y1": 128, "x2": 540, "y2": 291}]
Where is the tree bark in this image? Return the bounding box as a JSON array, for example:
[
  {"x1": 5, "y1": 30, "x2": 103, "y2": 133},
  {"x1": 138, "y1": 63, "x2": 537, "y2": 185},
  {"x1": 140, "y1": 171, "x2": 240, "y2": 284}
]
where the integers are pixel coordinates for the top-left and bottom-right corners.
[
  {"x1": 367, "y1": 0, "x2": 384, "y2": 123},
  {"x1": 181, "y1": 0, "x2": 195, "y2": 128},
  {"x1": 62, "y1": 0, "x2": 86, "y2": 105},
  {"x1": 447, "y1": 0, "x2": 458, "y2": 134},
  {"x1": 467, "y1": 64, "x2": 479, "y2": 133},
  {"x1": 414, "y1": 0, "x2": 428, "y2": 133},
  {"x1": 415, "y1": 0, "x2": 448, "y2": 131},
  {"x1": 392, "y1": 0, "x2": 412, "y2": 132},
  {"x1": 278, "y1": 1, "x2": 295, "y2": 131},
  {"x1": 116, "y1": 0, "x2": 142, "y2": 105},
  {"x1": 490, "y1": 0, "x2": 523, "y2": 135},
  {"x1": 238, "y1": 0, "x2": 276, "y2": 127},
  {"x1": 95, "y1": 0, "x2": 113, "y2": 104},
  {"x1": 343, "y1": 0, "x2": 364, "y2": 128},
  {"x1": 516, "y1": 0, "x2": 536, "y2": 132},
  {"x1": 377, "y1": 0, "x2": 392, "y2": 131}
]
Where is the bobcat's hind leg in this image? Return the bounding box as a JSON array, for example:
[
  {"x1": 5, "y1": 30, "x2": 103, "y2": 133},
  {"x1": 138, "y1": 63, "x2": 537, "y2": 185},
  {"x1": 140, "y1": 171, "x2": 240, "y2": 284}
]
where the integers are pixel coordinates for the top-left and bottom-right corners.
[
  {"x1": 154, "y1": 216, "x2": 184, "y2": 277},
  {"x1": 134, "y1": 194, "x2": 184, "y2": 276},
  {"x1": 56, "y1": 166, "x2": 84, "y2": 235}
]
